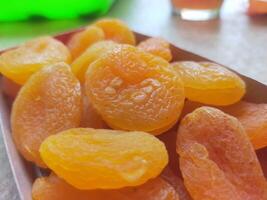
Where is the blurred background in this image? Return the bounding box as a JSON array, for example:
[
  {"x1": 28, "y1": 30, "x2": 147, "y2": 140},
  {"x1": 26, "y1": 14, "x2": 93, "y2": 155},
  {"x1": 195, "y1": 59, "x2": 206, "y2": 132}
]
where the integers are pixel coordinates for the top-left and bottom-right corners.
[
  {"x1": 0, "y1": 0, "x2": 267, "y2": 198},
  {"x1": 0, "y1": 0, "x2": 266, "y2": 84}
]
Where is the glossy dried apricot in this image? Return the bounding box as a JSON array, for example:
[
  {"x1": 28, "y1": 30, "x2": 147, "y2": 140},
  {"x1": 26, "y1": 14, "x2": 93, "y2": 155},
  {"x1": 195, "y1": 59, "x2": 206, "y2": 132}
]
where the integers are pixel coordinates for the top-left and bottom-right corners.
[
  {"x1": 222, "y1": 101, "x2": 267, "y2": 150},
  {"x1": 138, "y1": 37, "x2": 172, "y2": 61},
  {"x1": 11, "y1": 63, "x2": 81, "y2": 167},
  {"x1": 1, "y1": 76, "x2": 21, "y2": 99},
  {"x1": 85, "y1": 45, "x2": 184, "y2": 134},
  {"x1": 0, "y1": 37, "x2": 71, "y2": 85},
  {"x1": 172, "y1": 61, "x2": 246, "y2": 105},
  {"x1": 32, "y1": 174, "x2": 179, "y2": 200},
  {"x1": 67, "y1": 26, "x2": 104, "y2": 59},
  {"x1": 81, "y1": 88, "x2": 108, "y2": 129},
  {"x1": 177, "y1": 107, "x2": 267, "y2": 200},
  {"x1": 94, "y1": 18, "x2": 136, "y2": 45},
  {"x1": 71, "y1": 41, "x2": 119, "y2": 82},
  {"x1": 40, "y1": 128, "x2": 168, "y2": 189}
]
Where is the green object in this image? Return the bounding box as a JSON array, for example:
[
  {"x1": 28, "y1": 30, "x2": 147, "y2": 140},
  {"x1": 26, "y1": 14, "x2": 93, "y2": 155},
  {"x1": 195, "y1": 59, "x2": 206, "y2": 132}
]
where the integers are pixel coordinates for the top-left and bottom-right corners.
[{"x1": 0, "y1": 0, "x2": 115, "y2": 21}]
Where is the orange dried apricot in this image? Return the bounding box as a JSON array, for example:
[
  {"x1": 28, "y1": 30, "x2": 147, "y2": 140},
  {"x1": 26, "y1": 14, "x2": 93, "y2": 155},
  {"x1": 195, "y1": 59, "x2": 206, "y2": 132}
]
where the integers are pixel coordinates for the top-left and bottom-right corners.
[
  {"x1": 32, "y1": 173, "x2": 179, "y2": 200},
  {"x1": 181, "y1": 100, "x2": 267, "y2": 150},
  {"x1": 67, "y1": 26, "x2": 104, "y2": 59},
  {"x1": 138, "y1": 37, "x2": 172, "y2": 61},
  {"x1": 40, "y1": 128, "x2": 168, "y2": 189},
  {"x1": 172, "y1": 61, "x2": 246, "y2": 105},
  {"x1": 1, "y1": 76, "x2": 21, "y2": 99},
  {"x1": 222, "y1": 101, "x2": 267, "y2": 150},
  {"x1": 94, "y1": 18, "x2": 136, "y2": 45},
  {"x1": 0, "y1": 37, "x2": 71, "y2": 85},
  {"x1": 85, "y1": 45, "x2": 184, "y2": 134},
  {"x1": 177, "y1": 107, "x2": 267, "y2": 200},
  {"x1": 71, "y1": 41, "x2": 119, "y2": 82},
  {"x1": 81, "y1": 88, "x2": 108, "y2": 129},
  {"x1": 11, "y1": 62, "x2": 81, "y2": 167}
]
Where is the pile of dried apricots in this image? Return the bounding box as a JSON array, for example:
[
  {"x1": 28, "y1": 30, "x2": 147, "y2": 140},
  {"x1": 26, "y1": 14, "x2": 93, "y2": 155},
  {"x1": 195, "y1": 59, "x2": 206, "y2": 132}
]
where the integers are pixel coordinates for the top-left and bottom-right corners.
[{"x1": 0, "y1": 18, "x2": 267, "y2": 200}]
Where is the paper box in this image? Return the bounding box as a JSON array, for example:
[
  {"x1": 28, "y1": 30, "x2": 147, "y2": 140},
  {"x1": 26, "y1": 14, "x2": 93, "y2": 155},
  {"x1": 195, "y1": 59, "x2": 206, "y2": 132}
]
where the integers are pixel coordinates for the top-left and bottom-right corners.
[{"x1": 1, "y1": 30, "x2": 267, "y2": 200}]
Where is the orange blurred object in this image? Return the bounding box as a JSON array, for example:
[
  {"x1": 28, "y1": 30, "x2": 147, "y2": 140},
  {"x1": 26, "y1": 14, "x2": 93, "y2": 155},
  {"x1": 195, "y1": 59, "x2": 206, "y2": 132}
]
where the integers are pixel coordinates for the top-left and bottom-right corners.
[
  {"x1": 171, "y1": 0, "x2": 223, "y2": 20},
  {"x1": 172, "y1": 0, "x2": 223, "y2": 10},
  {"x1": 248, "y1": 0, "x2": 267, "y2": 14}
]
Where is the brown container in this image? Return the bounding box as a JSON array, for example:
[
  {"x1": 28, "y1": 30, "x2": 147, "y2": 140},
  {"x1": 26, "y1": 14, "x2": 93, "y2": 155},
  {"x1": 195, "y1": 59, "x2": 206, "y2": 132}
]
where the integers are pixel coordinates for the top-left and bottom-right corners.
[{"x1": 1, "y1": 30, "x2": 267, "y2": 200}]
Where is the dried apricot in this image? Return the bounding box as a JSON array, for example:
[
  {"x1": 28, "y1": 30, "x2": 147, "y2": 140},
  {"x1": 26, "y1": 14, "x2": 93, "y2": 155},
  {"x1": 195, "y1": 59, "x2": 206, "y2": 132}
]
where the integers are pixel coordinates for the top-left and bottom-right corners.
[
  {"x1": 67, "y1": 26, "x2": 104, "y2": 59},
  {"x1": 94, "y1": 18, "x2": 136, "y2": 45},
  {"x1": 85, "y1": 45, "x2": 184, "y2": 134},
  {"x1": 11, "y1": 62, "x2": 81, "y2": 167},
  {"x1": 177, "y1": 107, "x2": 267, "y2": 200},
  {"x1": 71, "y1": 41, "x2": 119, "y2": 82},
  {"x1": 32, "y1": 173, "x2": 179, "y2": 200},
  {"x1": 81, "y1": 88, "x2": 108, "y2": 129},
  {"x1": 0, "y1": 37, "x2": 71, "y2": 85},
  {"x1": 1, "y1": 76, "x2": 21, "y2": 99},
  {"x1": 222, "y1": 101, "x2": 267, "y2": 150},
  {"x1": 181, "y1": 100, "x2": 267, "y2": 150},
  {"x1": 172, "y1": 61, "x2": 246, "y2": 105},
  {"x1": 138, "y1": 37, "x2": 172, "y2": 61},
  {"x1": 40, "y1": 128, "x2": 168, "y2": 189}
]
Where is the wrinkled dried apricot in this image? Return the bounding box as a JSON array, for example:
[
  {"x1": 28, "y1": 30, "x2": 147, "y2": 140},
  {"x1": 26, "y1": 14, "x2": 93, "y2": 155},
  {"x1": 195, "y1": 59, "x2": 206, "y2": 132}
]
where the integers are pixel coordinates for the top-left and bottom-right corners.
[
  {"x1": 32, "y1": 173, "x2": 179, "y2": 200},
  {"x1": 138, "y1": 37, "x2": 172, "y2": 61},
  {"x1": 181, "y1": 100, "x2": 267, "y2": 150},
  {"x1": 11, "y1": 63, "x2": 81, "y2": 167},
  {"x1": 67, "y1": 26, "x2": 104, "y2": 59},
  {"x1": 71, "y1": 41, "x2": 119, "y2": 82},
  {"x1": 81, "y1": 88, "x2": 108, "y2": 129},
  {"x1": 0, "y1": 37, "x2": 71, "y2": 85},
  {"x1": 1, "y1": 76, "x2": 21, "y2": 99},
  {"x1": 94, "y1": 18, "x2": 136, "y2": 45},
  {"x1": 172, "y1": 61, "x2": 246, "y2": 105},
  {"x1": 32, "y1": 174, "x2": 180, "y2": 200},
  {"x1": 177, "y1": 107, "x2": 267, "y2": 200},
  {"x1": 40, "y1": 128, "x2": 168, "y2": 189},
  {"x1": 85, "y1": 45, "x2": 184, "y2": 134},
  {"x1": 222, "y1": 101, "x2": 267, "y2": 150}
]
